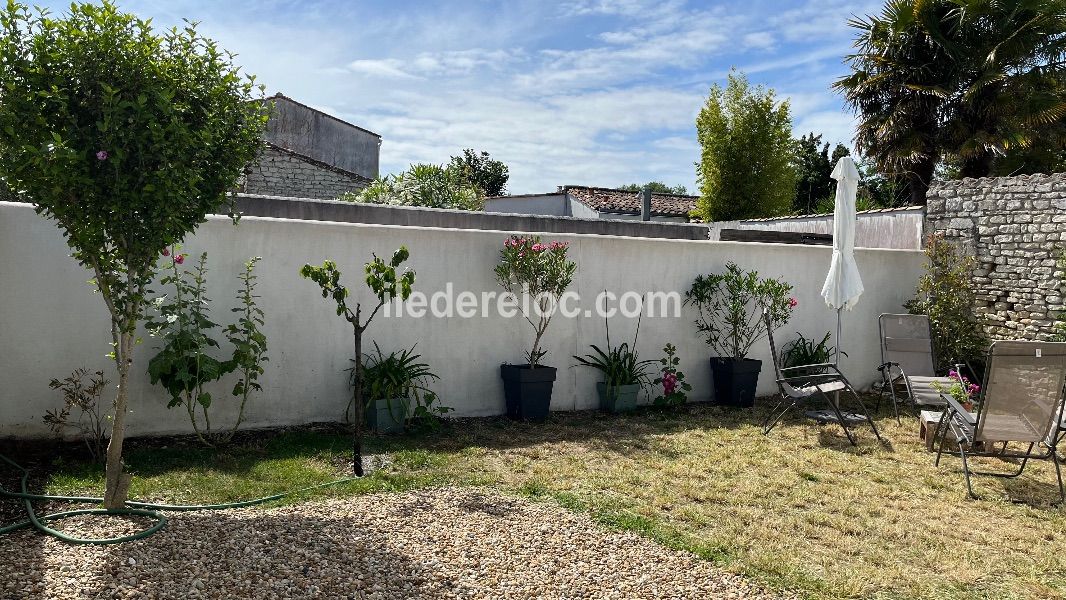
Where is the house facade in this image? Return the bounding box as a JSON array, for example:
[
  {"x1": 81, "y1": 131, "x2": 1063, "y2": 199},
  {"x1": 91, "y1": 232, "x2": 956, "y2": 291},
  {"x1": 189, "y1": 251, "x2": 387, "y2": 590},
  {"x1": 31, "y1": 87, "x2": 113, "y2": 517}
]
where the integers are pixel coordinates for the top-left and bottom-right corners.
[{"x1": 239, "y1": 94, "x2": 380, "y2": 200}]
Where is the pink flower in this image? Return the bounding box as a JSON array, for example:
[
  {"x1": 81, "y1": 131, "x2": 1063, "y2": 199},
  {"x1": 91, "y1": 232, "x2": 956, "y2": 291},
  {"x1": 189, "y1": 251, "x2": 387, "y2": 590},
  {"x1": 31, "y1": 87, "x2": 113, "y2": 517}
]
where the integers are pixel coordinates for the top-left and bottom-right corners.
[
  {"x1": 787, "y1": 297, "x2": 798, "y2": 309},
  {"x1": 532, "y1": 243, "x2": 546, "y2": 252},
  {"x1": 948, "y1": 369, "x2": 958, "y2": 379},
  {"x1": 175, "y1": 254, "x2": 185, "y2": 265},
  {"x1": 161, "y1": 247, "x2": 170, "y2": 257},
  {"x1": 96, "y1": 150, "x2": 108, "y2": 161}
]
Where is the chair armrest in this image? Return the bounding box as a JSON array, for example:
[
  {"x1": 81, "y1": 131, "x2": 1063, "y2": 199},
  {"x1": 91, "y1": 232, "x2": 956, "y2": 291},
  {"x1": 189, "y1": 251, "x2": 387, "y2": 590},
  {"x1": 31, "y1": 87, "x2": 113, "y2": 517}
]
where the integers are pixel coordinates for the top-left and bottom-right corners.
[
  {"x1": 943, "y1": 394, "x2": 976, "y2": 426},
  {"x1": 877, "y1": 361, "x2": 899, "y2": 373},
  {"x1": 781, "y1": 363, "x2": 837, "y2": 372}
]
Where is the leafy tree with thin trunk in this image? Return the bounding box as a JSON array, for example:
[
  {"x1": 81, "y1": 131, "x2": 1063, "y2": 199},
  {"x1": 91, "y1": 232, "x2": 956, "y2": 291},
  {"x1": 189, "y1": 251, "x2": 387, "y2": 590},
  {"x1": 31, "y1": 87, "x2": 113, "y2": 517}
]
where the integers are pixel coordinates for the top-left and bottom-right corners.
[
  {"x1": 695, "y1": 71, "x2": 797, "y2": 222},
  {"x1": 0, "y1": 2, "x2": 267, "y2": 508},
  {"x1": 448, "y1": 149, "x2": 509, "y2": 197},
  {"x1": 300, "y1": 248, "x2": 415, "y2": 476}
]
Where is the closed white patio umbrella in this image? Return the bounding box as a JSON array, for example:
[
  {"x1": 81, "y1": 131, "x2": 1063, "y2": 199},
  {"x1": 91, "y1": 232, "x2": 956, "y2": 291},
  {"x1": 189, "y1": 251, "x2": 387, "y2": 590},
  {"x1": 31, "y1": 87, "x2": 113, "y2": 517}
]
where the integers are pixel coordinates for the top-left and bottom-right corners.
[{"x1": 821, "y1": 156, "x2": 863, "y2": 363}]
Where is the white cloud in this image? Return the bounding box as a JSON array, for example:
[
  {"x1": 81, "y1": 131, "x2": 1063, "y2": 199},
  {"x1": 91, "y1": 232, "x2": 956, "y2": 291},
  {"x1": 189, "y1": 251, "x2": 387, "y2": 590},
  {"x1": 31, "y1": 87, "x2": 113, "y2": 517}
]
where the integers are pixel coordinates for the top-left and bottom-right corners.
[
  {"x1": 348, "y1": 59, "x2": 418, "y2": 80},
  {"x1": 743, "y1": 32, "x2": 775, "y2": 51}
]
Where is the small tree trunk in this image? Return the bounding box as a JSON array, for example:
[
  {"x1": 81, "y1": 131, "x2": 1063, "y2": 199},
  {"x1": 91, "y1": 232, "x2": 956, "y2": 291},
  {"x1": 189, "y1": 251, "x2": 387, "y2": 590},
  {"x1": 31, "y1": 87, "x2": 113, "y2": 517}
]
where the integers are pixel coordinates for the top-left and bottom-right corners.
[
  {"x1": 352, "y1": 327, "x2": 365, "y2": 477},
  {"x1": 103, "y1": 330, "x2": 134, "y2": 509}
]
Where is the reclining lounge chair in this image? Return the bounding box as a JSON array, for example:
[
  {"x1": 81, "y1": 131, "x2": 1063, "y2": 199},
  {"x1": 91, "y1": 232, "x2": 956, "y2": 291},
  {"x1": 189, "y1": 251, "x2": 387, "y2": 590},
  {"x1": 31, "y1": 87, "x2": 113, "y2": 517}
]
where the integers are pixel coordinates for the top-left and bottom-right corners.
[
  {"x1": 934, "y1": 340, "x2": 1066, "y2": 503},
  {"x1": 877, "y1": 313, "x2": 957, "y2": 423},
  {"x1": 761, "y1": 312, "x2": 882, "y2": 446}
]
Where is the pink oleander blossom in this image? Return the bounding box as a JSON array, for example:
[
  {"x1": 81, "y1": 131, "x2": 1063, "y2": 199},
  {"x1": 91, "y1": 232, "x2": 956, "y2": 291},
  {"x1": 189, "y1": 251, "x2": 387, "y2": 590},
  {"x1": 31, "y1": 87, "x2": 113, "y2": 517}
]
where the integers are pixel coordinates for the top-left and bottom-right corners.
[
  {"x1": 532, "y1": 243, "x2": 546, "y2": 252},
  {"x1": 787, "y1": 297, "x2": 798, "y2": 309},
  {"x1": 161, "y1": 247, "x2": 170, "y2": 257},
  {"x1": 96, "y1": 150, "x2": 108, "y2": 161},
  {"x1": 174, "y1": 254, "x2": 185, "y2": 265}
]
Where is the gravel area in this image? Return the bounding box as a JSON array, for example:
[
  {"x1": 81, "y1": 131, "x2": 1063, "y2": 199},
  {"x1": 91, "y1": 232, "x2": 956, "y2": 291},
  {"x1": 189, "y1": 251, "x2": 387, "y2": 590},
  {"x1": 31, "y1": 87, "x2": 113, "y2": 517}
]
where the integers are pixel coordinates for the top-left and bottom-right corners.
[{"x1": 1, "y1": 487, "x2": 788, "y2": 599}]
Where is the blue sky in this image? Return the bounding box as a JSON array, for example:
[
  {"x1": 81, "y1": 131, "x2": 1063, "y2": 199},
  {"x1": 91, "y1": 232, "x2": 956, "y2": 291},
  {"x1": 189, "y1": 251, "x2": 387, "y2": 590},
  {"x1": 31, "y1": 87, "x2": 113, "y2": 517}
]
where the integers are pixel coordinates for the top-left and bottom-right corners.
[{"x1": 38, "y1": 0, "x2": 884, "y2": 193}]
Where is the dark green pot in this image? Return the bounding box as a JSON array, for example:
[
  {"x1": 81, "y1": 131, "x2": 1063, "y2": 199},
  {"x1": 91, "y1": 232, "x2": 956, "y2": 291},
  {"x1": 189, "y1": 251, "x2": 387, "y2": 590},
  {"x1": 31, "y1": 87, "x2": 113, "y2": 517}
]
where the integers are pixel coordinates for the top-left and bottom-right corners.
[
  {"x1": 366, "y1": 397, "x2": 408, "y2": 433},
  {"x1": 596, "y1": 382, "x2": 641, "y2": 413}
]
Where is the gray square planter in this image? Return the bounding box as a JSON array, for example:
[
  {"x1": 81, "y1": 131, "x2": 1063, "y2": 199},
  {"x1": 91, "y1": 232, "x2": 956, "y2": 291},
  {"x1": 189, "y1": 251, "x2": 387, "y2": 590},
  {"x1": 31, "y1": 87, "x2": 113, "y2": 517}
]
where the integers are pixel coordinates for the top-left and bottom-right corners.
[
  {"x1": 597, "y1": 382, "x2": 641, "y2": 413},
  {"x1": 366, "y1": 397, "x2": 408, "y2": 433}
]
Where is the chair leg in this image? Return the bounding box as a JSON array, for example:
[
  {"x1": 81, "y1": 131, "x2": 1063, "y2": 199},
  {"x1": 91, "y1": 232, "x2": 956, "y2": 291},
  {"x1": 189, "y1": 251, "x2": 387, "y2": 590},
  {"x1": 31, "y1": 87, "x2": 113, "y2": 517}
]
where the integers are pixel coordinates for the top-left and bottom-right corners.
[
  {"x1": 826, "y1": 391, "x2": 857, "y2": 446},
  {"x1": 1052, "y1": 449, "x2": 1065, "y2": 506},
  {"x1": 848, "y1": 388, "x2": 883, "y2": 442},
  {"x1": 971, "y1": 442, "x2": 1034, "y2": 478},
  {"x1": 959, "y1": 444, "x2": 978, "y2": 500},
  {"x1": 934, "y1": 412, "x2": 950, "y2": 467},
  {"x1": 762, "y1": 397, "x2": 795, "y2": 436},
  {"x1": 887, "y1": 374, "x2": 901, "y2": 425}
]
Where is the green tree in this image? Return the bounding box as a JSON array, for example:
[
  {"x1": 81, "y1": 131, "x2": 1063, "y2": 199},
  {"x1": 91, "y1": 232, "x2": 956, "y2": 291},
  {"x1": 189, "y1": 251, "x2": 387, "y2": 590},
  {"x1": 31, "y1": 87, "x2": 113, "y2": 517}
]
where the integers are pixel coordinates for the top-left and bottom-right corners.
[
  {"x1": 448, "y1": 148, "x2": 509, "y2": 197},
  {"x1": 695, "y1": 71, "x2": 797, "y2": 221},
  {"x1": 345, "y1": 163, "x2": 483, "y2": 210},
  {"x1": 618, "y1": 182, "x2": 689, "y2": 195},
  {"x1": 835, "y1": 0, "x2": 1066, "y2": 204},
  {"x1": 792, "y1": 134, "x2": 853, "y2": 214},
  {"x1": 0, "y1": 2, "x2": 266, "y2": 507}
]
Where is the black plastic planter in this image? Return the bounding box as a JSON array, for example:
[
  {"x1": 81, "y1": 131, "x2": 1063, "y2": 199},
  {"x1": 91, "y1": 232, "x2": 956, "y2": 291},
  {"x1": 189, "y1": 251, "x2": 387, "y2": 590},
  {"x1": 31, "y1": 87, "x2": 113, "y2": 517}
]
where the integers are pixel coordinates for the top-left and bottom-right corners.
[
  {"x1": 500, "y1": 364, "x2": 557, "y2": 422},
  {"x1": 709, "y1": 357, "x2": 762, "y2": 408}
]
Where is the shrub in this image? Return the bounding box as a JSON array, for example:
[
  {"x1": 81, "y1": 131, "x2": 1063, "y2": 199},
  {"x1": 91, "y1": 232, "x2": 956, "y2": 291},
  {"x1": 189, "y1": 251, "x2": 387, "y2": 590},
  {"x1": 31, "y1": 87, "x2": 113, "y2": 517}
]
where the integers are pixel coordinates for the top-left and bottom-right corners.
[
  {"x1": 494, "y1": 235, "x2": 577, "y2": 368},
  {"x1": 653, "y1": 344, "x2": 692, "y2": 407},
  {"x1": 346, "y1": 163, "x2": 483, "y2": 210},
  {"x1": 904, "y1": 233, "x2": 986, "y2": 372},
  {"x1": 685, "y1": 263, "x2": 796, "y2": 359},
  {"x1": 780, "y1": 332, "x2": 842, "y2": 377},
  {"x1": 147, "y1": 251, "x2": 267, "y2": 446},
  {"x1": 43, "y1": 369, "x2": 111, "y2": 462},
  {"x1": 573, "y1": 316, "x2": 654, "y2": 388},
  {"x1": 301, "y1": 248, "x2": 415, "y2": 476},
  {"x1": 0, "y1": 1, "x2": 267, "y2": 507},
  {"x1": 361, "y1": 343, "x2": 451, "y2": 430}
]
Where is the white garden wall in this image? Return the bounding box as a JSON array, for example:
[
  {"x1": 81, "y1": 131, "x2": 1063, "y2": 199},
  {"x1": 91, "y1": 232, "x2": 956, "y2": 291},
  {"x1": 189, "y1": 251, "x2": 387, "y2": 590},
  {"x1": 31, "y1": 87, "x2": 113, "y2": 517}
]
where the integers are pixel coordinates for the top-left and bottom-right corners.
[{"x1": 0, "y1": 201, "x2": 925, "y2": 438}]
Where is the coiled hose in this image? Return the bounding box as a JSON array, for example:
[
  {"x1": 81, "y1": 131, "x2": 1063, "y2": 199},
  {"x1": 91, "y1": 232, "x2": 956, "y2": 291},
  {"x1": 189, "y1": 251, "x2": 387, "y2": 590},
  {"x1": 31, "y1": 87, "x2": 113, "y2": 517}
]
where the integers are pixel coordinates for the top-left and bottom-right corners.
[{"x1": 0, "y1": 453, "x2": 358, "y2": 545}]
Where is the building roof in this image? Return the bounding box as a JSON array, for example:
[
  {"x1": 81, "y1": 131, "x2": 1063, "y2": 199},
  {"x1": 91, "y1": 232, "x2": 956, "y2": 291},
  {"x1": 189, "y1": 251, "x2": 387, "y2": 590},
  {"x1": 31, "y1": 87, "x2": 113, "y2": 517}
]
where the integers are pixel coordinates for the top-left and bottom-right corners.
[
  {"x1": 266, "y1": 93, "x2": 382, "y2": 139},
  {"x1": 563, "y1": 185, "x2": 697, "y2": 218}
]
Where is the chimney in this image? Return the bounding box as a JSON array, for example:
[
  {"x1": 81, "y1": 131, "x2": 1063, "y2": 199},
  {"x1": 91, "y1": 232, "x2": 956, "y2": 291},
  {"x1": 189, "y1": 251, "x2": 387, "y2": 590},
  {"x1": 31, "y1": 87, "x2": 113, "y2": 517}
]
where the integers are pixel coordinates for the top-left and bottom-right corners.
[{"x1": 641, "y1": 187, "x2": 652, "y2": 221}]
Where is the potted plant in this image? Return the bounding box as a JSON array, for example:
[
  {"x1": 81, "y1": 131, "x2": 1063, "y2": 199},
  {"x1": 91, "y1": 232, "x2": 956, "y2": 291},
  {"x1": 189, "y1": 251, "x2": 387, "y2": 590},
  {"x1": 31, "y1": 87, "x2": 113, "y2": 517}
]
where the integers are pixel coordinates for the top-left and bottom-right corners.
[
  {"x1": 780, "y1": 331, "x2": 844, "y2": 381},
  {"x1": 685, "y1": 262, "x2": 795, "y2": 407},
  {"x1": 494, "y1": 235, "x2": 577, "y2": 422},
  {"x1": 360, "y1": 343, "x2": 446, "y2": 433},
  {"x1": 573, "y1": 316, "x2": 654, "y2": 413}
]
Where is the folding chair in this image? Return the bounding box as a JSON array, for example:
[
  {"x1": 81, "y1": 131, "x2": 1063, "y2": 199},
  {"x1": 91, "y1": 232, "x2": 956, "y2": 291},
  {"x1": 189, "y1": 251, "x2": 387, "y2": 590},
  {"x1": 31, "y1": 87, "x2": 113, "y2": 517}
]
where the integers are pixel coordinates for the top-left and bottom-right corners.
[
  {"x1": 876, "y1": 314, "x2": 957, "y2": 424},
  {"x1": 933, "y1": 340, "x2": 1066, "y2": 503},
  {"x1": 761, "y1": 312, "x2": 882, "y2": 446}
]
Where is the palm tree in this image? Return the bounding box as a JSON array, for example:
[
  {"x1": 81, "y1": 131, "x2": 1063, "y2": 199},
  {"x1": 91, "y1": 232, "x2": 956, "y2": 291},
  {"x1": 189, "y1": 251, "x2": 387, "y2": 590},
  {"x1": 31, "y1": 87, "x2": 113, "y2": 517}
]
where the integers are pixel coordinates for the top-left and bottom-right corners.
[{"x1": 835, "y1": 0, "x2": 1066, "y2": 204}]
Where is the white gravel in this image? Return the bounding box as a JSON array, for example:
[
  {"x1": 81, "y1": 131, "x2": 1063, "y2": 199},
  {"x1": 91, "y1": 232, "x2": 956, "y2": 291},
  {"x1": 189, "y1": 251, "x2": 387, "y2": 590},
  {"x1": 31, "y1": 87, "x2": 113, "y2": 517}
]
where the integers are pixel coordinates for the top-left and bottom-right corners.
[{"x1": 1, "y1": 487, "x2": 788, "y2": 599}]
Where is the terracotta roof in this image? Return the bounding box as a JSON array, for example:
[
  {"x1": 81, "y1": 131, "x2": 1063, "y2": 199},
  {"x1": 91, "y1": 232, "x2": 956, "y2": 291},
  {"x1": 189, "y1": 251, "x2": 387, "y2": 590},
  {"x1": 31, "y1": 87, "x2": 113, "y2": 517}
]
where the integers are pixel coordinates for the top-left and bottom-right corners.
[{"x1": 563, "y1": 185, "x2": 697, "y2": 218}]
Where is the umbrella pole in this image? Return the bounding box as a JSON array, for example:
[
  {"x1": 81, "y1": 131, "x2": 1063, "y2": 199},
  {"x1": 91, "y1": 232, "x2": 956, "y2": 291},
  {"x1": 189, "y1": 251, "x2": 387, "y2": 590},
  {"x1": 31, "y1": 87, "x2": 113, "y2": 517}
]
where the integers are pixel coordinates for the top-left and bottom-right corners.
[{"x1": 835, "y1": 307, "x2": 842, "y2": 366}]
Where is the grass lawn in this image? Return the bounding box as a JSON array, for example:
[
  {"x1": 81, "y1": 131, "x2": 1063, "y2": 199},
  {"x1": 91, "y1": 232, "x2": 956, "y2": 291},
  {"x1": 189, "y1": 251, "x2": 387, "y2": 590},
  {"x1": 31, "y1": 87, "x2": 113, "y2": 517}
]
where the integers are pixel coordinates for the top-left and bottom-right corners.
[{"x1": 16, "y1": 400, "x2": 1066, "y2": 600}]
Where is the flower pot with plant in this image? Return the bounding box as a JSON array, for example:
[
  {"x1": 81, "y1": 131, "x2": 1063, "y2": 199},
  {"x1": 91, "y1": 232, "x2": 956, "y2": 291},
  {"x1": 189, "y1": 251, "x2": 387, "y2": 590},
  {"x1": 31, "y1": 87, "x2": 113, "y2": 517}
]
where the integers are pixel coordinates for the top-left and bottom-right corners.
[
  {"x1": 495, "y1": 235, "x2": 577, "y2": 422},
  {"x1": 360, "y1": 343, "x2": 449, "y2": 434},
  {"x1": 685, "y1": 262, "x2": 795, "y2": 407},
  {"x1": 573, "y1": 310, "x2": 654, "y2": 413}
]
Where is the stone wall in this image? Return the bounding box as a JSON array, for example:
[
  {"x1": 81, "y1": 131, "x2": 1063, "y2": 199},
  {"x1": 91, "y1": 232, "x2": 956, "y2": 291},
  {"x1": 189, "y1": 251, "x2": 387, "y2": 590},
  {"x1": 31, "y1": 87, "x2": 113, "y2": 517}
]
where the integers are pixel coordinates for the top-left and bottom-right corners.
[
  {"x1": 926, "y1": 173, "x2": 1066, "y2": 341},
  {"x1": 239, "y1": 144, "x2": 370, "y2": 200}
]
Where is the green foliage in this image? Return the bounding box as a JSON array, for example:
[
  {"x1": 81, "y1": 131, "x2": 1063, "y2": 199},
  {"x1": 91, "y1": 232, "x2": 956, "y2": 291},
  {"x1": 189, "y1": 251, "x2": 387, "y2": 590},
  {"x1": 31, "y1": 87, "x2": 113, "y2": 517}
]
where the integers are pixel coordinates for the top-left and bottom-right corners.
[
  {"x1": 345, "y1": 163, "x2": 484, "y2": 210},
  {"x1": 448, "y1": 148, "x2": 509, "y2": 197},
  {"x1": 793, "y1": 133, "x2": 851, "y2": 214},
  {"x1": 653, "y1": 343, "x2": 692, "y2": 407},
  {"x1": 695, "y1": 71, "x2": 797, "y2": 221},
  {"x1": 904, "y1": 234, "x2": 987, "y2": 372},
  {"x1": 44, "y1": 368, "x2": 111, "y2": 462},
  {"x1": 685, "y1": 263, "x2": 796, "y2": 359},
  {"x1": 222, "y1": 256, "x2": 267, "y2": 444},
  {"x1": 573, "y1": 316, "x2": 654, "y2": 388},
  {"x1": 835, "y1": 0, "x2": 1066, "y2": 204},
  {"x1": 494, "y1": 236, "x2": 577, "y2": 367},
  {"x1": 147, "y1": 251, "x2": 230, "y2": 445},
  {"x1": 300, "y1": 247, "x2": 415, "y2": 476},
  {"x1": 781, "y1": 332, "x2": 844, "y2": 377},
  {"x1": 0, "y1": 1, "x2": 267, "y2": 505},
  {"x1": 360, "y1": 343, "x2": 452, "y2": 430},
  {"x1": 618, "y1": 182, "x2": 689, "y2": 195}
]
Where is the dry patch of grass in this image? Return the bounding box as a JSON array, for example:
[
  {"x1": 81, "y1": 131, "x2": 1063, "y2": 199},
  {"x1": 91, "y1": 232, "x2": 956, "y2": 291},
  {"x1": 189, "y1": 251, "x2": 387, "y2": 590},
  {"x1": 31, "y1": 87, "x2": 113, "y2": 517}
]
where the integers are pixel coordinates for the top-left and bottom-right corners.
[
  {"x1": 26, "y1": 401, "x2": 1066, "y2": 599},
  {"x1": 420, "y1": 402, "x2": 1066, "y2": 600}
]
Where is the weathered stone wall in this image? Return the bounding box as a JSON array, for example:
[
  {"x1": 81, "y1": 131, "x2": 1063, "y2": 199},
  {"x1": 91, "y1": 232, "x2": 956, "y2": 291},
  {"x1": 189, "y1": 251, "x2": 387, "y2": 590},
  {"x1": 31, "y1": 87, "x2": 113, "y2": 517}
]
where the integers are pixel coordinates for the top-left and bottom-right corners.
[
  {"x1": 240, "y1": 144, "x2": 369, "y2": 200},
  {"x1": 926, "y1": 173, "x2": 1066, "y2": 341}
]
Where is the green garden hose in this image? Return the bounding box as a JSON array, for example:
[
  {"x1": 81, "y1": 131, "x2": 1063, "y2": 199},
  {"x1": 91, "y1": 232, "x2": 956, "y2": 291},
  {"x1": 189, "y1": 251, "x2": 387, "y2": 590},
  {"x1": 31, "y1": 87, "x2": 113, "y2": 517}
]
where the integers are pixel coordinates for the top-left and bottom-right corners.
[{"x1": 0, "y1": 453, "x2": 358, "y2": 545}]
